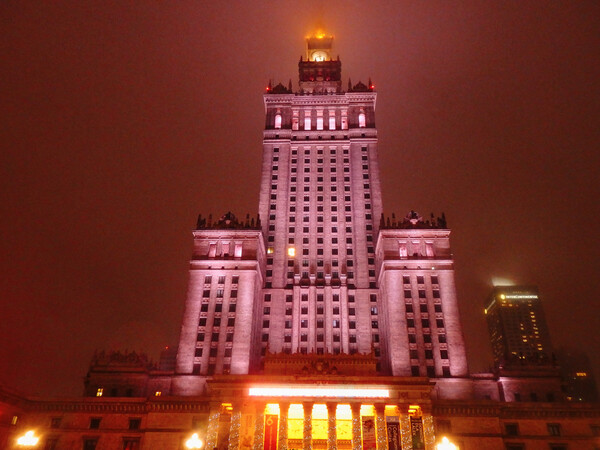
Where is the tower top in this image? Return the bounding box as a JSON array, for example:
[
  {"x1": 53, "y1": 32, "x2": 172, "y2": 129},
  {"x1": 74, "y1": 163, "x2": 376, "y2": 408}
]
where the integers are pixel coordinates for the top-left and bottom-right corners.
[
  {"x1": 305, "y1": 32, "x2": 334, "y2": 61},
  {"x1": 299, "y1": 32, "x2": 341, "y2": 94}
]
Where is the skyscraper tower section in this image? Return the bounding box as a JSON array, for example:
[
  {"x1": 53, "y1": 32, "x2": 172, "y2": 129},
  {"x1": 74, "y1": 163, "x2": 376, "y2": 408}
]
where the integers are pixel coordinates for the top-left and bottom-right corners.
[{"x1": 174, "y1": 35, "x2": 468, "y2": 395}]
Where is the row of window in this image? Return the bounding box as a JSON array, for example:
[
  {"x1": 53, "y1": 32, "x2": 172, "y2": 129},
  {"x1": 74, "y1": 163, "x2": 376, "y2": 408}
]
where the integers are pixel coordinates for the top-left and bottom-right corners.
[
  {"x1": 408, "y1": 333, "x2": 447, "y2": 344},
  {"x1": 204, "y1": 275, "x2": 239, "y2": 285},
  {"x1": 412, "y1": 365, "x2": 451, "y2": 377},
  {"x1": 404, "y1": 275, "x2": 439, "y2": 285}
]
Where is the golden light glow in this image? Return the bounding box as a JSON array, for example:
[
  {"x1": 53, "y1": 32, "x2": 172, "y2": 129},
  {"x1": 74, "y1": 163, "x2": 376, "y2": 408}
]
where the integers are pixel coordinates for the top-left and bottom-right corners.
[
  {"x1": 288, "y1": 404, "x2": 304, "y2": 439},
  {"x1": 408, "y1": 404, "x2": 422, "y2": 416},
  {"x1": 267, "y1": 247, "x2": 274, "y2": 254},
  {"x1": 436, "y1": 436, "x2": 458, "y2": 450},
  {"x1": 336, "y1": 404, "x2": 353, "y2": 440},
  {"x1": 265, "y1": 403, "x2": 280, "y2": 415},
  {"x1": 577, "y1": 372, "x2": 588, "y2": 377},
  {"x1": 360, "y1": 404, "x2": 375, "y2": 416},
  {"x1": 222, "y1": 403, "x2": 233, "y2": 411},
  {"x1": 16, "y1": 430, "x2": 40, "y2": 447},
  {"x1": 312, "y1": 404, "x2": 328, "y2": 439},
  {"x1": 249, "y1": 387, "x2": 390, "y2": 398},
  {"x1": 287, "y1": 247, "x2": 296, "y2": 257},
  {"x1": 154, "y1": 391, "x2": 162, "y2": 397},
  {"x1": 185, "y1": 433, "x2": 203, "y2": 449},
  {"x1": 96, "y1": 388, "x2": 103, "y2": 397}
]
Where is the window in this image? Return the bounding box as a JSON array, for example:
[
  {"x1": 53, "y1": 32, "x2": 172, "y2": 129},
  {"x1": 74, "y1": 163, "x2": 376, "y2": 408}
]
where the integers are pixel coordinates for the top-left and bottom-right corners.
[
  {"x1": 404, "y1": 290, "x2": 412, "y2": 298},
  {"x1": 129, "y1": 418, "x2": 141, "y2": 430},
  {"x1": 440, "y1": 350, "x2": 449, "y2": 359},
  {"x1": 505, "y1": 423, "x2": 520, "y2": 436},
  {"x1": 84, "y1": 439, "x2": 98, "y2": 450},
  {"x1": 123, "y1": 438, "x2": 141, "y2": 450},
  {"x1": 547, "y1": 423, "x2": 561, "y2": 436},
  {"x1": 195, "y1": 348, "x2": 203, "y2": 357},
  {"x1": 262, "y1": 320, "x2": 269, "y2": 328},
  {"x1": 89, "y1": 418, "x2": 101, "y2": 429},
  {"x1": 50, "y1": 417, "x2": 62, "y2": 428},
  {"x1": 505, "y1": 445, "x2": 524, "y2": 450}
]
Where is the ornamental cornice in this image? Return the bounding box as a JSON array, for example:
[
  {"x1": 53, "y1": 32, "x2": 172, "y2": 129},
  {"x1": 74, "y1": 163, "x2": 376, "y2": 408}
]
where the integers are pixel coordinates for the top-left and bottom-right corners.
[{"x1": 24, "y1": 399, "x2": 210, "y2": 414}]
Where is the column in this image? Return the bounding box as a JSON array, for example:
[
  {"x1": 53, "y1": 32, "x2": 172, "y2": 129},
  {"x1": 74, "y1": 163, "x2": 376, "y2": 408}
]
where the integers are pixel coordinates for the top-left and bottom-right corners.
[
  {"x1": 327, "y1": 402, "x2": 337, "y2": 450},
  {"x1": 303, "y1": 401, "x2": 314, "y2": 450},
  {"x1": 351, "y1": 403, "x2": 362, "y2": 450},
  {"x1": 374, "y1": 404, "x2": 388, "y2": 450},
  {"x1": 253, "y1": 402, "x2": 266, "y2": 450},
  {"x1": 421, "y1": 406, "x2": 435, "y2": 450},
  {"x1": 398, "y1": 404, "x2": 412, "y2": 450},
  {"x1": 278, "y1": 402, "x2": 290, "y2": 450},
  {"x1": 228, "y1": 403, "x2": 242, "y2": 450},
  {"x1": 206, "y1": 402, "x2": 221, "y2": 450}
]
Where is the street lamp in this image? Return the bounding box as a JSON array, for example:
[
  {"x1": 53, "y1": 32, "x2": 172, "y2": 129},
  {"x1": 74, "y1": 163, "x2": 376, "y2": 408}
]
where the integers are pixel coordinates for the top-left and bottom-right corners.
[
  {"x1": 436, "y1": 436, "x2": 457, "y2": 450},
  {"x1": 185, "y1": 433, "x2": 203, "y2": 449},
  {"x1": 16, "y1": 430, "x2": 40, "y2": 447}
]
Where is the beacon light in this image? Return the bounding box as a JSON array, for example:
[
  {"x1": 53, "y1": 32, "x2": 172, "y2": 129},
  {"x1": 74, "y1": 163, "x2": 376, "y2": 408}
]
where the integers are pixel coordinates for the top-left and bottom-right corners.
[
  {"x1": 17, "y1": 430, "x2": 40, "y2": 446},
  {"x1": 248, "y1": 387, "x2": 389, "y2": 398}
]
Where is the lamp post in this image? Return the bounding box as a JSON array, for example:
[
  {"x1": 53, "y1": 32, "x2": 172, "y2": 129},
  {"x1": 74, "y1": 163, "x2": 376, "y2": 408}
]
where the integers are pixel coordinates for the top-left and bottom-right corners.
[
  {"x1": 16, "y1": 430, "x2": 40, "y2": 447},
  {"x1": 185, "y1": 433, "x2": 203, "y2": 449},
  {"x1": 436, "y1": 436, "x2": 457, "y2": 450}
]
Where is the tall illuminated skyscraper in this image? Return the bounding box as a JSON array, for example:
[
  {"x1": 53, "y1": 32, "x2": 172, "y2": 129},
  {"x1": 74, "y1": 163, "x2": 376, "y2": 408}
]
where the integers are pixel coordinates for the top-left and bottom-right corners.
[
  {"x1": 485, "y1": 285, "x2": 553, "y2": 368},
  {"x1": 173, "y1": 35, "x2": 467, "y2": 395}
]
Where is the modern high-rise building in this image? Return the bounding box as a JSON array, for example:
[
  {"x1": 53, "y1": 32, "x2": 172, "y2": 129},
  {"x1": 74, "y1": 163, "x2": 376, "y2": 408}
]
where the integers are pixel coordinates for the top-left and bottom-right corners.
[{"x1": 485, "y1": 286, "x2": 553, "y2": 368}]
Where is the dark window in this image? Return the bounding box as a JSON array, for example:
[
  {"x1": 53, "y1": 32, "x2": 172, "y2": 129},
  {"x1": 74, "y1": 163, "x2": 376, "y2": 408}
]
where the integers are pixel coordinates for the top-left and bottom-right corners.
[
  {"x1": 547, "y1": 423, "x2": 561, "y2": 436},
  {"x1": 89, "y1": 418, "x2": 101, "y2": 429},
  {"x1": 425, "y1": 350, "x2": 433, "y2": 359},
  {"x1": 404, "y1": 290, "x2": 412, "y2": 298},
  {"x1": 129, "y1": 418, "x2": 141, "y2": 430},
  {"x1": 211, "y1": 333, "x2": 219, "y2": 341},
  {"x1": 417, "y1": 276, "x2": 425, "y2": 284},
  {"x1": 50, "y1": 417, "x2": 62, "y2": 428},
  {"x1": 194, "y1": 348, "x2": 203, "y2": 357},
  {"x1": 84, "y1": 439, "x2": 98, "y2": 450},
  {"x1": 440, "y1": 350, "x2": 449, "y2": 359},
  {"x1": 436, "y1": 319, "x2": 445, "y2": 328},
  {"x1": 505, "y1": 423, "x2": 519, "y2": 436}
]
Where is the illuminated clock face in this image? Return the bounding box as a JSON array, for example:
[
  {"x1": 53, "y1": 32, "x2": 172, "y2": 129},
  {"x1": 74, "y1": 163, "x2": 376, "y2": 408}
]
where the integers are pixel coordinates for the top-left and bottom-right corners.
[{"x1": 311, "y1": 51, "x2": 328, "y2": 62}]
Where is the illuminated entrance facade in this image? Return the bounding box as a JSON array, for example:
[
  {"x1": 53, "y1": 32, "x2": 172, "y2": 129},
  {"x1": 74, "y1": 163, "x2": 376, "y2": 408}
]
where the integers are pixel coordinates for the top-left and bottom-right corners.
[{"x1": 204, "y1": 374, "x2": 436, "y2": 450}]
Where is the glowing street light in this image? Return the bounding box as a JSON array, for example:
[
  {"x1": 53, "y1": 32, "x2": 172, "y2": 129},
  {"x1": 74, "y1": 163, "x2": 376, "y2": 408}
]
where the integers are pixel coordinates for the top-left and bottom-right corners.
[
  {"x1": 185, "y1": 433, "x2": 203, "y2": 449},
  {"x1": 17, "y1": 430, "x2": 40, "y2": 447},
  {"x1": 436, "y1": 436, "x2": 457, "y2": 450}
]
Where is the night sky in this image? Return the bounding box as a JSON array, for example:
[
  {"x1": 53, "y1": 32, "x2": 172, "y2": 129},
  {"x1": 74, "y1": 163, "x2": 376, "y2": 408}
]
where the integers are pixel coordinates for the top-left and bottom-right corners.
[{"x1": 2, "y1": 1, "x2": 599, "y2": 397}]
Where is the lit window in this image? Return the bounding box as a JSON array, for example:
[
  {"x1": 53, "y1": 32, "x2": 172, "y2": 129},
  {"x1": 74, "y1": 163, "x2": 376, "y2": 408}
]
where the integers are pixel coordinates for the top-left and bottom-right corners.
[
  {"x1": 358, "y1": 112, "x2": 366, "y2": 128},
  {"x1": 96, "y1": 388, "x2": 103, "y2": 397},
  {"x1": 274, "y1": 113, "x2": 282, "y2": 129}
]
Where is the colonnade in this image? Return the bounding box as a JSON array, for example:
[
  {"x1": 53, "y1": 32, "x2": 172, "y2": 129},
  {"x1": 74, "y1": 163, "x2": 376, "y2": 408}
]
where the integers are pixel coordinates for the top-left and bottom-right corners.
[{"x1": 203, "y1": 401, "x2": 436, "y2": 450}]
